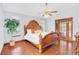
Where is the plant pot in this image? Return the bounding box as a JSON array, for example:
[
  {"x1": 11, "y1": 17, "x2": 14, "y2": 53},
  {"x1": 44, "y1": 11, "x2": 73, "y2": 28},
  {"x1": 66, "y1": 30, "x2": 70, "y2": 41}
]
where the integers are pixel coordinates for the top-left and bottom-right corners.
[
  {"x1": 76, "y1": 32, "x2": 79, "y2": 37},
  {"x1": 9, "y1": 40, "x2": 15, "y2": 46}
]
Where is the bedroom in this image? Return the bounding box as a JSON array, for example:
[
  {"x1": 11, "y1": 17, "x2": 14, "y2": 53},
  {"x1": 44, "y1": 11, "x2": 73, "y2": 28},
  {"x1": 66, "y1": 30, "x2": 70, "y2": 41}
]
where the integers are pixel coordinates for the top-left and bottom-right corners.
[{"x1": 0, "y1": 3, "x2": 79, "y2": 55}]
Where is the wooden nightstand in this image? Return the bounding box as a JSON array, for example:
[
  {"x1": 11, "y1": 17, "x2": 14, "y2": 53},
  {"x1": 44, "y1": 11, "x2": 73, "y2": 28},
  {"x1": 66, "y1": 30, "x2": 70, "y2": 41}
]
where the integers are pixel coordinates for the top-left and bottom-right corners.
[{"x1": 75, "y1": 35, "x2": 79, "y2": 55}]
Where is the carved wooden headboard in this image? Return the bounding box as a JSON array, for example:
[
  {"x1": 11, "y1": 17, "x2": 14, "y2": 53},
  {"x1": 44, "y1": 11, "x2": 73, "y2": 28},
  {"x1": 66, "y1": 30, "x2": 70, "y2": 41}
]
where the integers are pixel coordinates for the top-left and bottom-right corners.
[{"x1": 24, "y1": 20, "x2": 42, "y2": 35}]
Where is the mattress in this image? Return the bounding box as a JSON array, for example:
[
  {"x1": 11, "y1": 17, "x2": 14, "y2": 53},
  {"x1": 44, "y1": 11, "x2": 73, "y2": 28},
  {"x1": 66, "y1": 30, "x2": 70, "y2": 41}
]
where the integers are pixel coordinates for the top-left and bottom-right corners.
[{"x1": 24, "y1": 32, "x2": 50, "y2": 44}]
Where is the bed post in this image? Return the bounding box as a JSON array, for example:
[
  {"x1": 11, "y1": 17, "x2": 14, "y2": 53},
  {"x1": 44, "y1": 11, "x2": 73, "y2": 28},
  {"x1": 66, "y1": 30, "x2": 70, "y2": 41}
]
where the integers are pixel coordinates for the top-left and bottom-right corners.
[
  {"x1": 39, "y1": 43, "x2": 42, "y2": 54},
  {"x1": 39, "y1": 34, "x2": 42, "y2": 54}
]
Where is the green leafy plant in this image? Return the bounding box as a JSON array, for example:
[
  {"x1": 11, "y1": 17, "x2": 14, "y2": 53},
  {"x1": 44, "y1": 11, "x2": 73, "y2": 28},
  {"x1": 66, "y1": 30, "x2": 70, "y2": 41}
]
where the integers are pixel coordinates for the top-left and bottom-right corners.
[
  {"x1": 4, "y1": 18, "x2": 20, "y2": 34},
  {"x1": 4, "y1": 18, "x2": 20, "y2": 46}
]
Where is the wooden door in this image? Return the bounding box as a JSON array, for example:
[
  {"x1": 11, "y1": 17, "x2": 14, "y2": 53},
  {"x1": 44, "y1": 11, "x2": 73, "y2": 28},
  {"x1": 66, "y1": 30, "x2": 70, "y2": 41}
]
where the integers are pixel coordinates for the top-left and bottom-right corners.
[{"x1": 55, "y1": 17, "x2": 73, "y2": 39}]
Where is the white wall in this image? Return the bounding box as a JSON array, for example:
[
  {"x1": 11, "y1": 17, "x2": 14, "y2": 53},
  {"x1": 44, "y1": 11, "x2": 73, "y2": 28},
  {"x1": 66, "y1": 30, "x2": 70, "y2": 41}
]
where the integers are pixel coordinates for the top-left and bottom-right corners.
[
  {"x1": 4, "y1": 11, "x2": 45, "y2": 43},
  {"x1": 0, "y1": 4, "x2": 5, "y2": 54},
  {"x1": 44, "y1": 17, "x2": 54, "y2": 32}
]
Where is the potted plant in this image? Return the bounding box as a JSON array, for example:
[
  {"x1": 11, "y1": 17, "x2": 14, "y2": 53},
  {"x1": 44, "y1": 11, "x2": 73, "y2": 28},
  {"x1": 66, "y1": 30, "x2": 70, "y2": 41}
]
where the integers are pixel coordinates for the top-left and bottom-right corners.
[{"x1": 4, "y1": 18, "x2": 20, "y2": 46}]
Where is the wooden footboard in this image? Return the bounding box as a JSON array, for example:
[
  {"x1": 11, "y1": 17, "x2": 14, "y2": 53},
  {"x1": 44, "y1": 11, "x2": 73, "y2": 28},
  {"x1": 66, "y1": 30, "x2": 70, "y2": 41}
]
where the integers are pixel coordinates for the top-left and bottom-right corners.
[
  {"x1": 42, "y1": 32, "x2": 58, "y2": 49},
  {"x1": 38, "y1": 32, "x2": 59, "y2": 53}
]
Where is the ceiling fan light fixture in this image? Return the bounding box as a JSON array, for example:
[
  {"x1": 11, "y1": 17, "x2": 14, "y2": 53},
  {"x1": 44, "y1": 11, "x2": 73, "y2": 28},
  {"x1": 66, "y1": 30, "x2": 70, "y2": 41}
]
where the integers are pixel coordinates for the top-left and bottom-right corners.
[
  {"x1": 42, "y1": 3, "x2": 57, "y2": 17},
  {"x1": 43, "y1": 13, "x2": 50, "y2": 17},
  {"x1": 43, "y1": 11, "x2": 52, "y2": 17}
]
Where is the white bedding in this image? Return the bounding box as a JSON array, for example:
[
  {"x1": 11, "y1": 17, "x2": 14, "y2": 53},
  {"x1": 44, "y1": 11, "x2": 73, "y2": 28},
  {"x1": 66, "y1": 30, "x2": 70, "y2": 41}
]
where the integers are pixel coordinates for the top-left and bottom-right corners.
[{"x1": 24, "y1": 32, "x2": 50, "y2": 44}]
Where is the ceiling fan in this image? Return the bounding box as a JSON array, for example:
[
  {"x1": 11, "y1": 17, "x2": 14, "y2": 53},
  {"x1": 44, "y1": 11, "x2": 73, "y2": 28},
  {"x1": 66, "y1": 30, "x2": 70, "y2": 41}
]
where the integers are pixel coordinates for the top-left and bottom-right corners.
[{"x1": 42, "y1": 3, "x2": 58, "y2": 17}]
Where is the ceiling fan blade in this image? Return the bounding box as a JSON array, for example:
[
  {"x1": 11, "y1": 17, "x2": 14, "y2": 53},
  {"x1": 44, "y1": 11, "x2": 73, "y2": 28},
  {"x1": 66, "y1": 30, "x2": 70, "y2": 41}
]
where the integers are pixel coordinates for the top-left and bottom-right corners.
[
  {"x1": 51, "y1": 11, "x2": 58, "y2": 13},
  {"x1": 49, "y1": 13, "x2": 52, "y2": 16},
  {"x1": 45, "y1": 3, "x2": 48, "y2": 6}
]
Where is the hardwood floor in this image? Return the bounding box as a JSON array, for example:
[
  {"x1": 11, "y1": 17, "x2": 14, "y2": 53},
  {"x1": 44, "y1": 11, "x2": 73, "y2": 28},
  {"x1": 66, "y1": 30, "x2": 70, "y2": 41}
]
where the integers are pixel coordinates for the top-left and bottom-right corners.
[{"x1": 1, "y1": 40, "x2": 76, "y2": 55}]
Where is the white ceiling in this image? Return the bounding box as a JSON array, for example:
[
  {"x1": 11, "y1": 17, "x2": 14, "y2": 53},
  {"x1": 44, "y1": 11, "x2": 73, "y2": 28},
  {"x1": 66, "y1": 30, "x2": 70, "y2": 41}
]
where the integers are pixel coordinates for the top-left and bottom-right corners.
[{"x1": 2, "y1": 3, "x2": 79, "y2": 17}]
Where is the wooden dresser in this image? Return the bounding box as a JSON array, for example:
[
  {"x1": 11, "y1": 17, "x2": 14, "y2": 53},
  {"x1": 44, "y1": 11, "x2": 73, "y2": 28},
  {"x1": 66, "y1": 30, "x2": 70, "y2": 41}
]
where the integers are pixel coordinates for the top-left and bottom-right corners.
[{"x1": 75, "y1": 35, "x2": 79, "y2": 55}]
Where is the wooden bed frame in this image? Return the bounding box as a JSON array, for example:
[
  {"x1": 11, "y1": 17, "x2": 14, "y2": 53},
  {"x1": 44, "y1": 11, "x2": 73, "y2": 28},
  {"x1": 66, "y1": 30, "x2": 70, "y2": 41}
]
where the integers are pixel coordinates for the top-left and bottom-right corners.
[{"x1": 24, "y1": 20, "x2": 59, "y2": 53}]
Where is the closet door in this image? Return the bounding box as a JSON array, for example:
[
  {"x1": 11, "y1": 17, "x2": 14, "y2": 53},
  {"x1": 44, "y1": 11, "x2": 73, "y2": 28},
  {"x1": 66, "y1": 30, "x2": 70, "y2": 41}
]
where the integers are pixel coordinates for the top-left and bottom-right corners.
[{"x1": 55, "y1": 17, "x2": 73, "y2": 39}]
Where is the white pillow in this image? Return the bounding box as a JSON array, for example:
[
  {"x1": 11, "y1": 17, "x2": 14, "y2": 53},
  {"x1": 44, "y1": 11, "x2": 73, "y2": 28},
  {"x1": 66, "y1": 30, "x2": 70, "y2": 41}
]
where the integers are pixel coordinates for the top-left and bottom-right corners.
[
  {"x1": 27, "y1": 29, "x2": 32, "y2": 34},
  {"x1": 34, "y1": 30, "x2": 41, "y2": 34}
]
